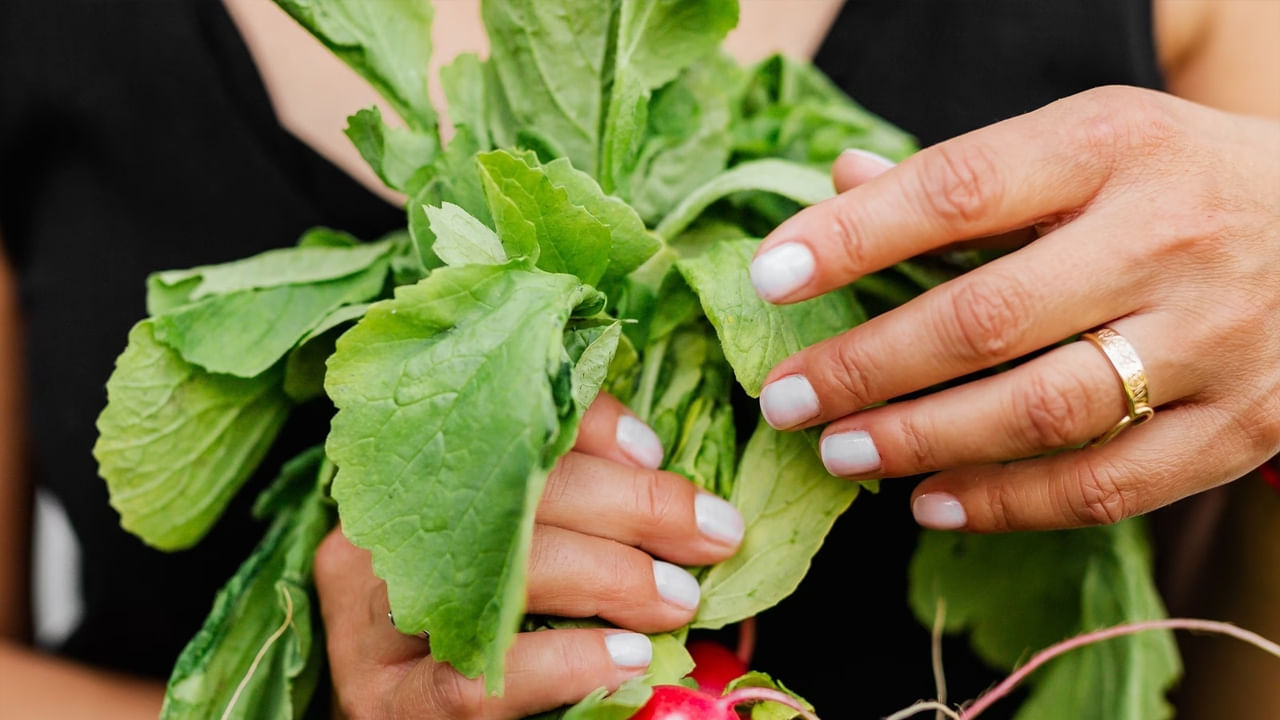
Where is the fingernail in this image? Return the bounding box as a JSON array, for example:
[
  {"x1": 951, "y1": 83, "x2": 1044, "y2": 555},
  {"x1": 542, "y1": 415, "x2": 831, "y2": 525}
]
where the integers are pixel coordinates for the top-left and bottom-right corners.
[
  {"x1": 652, "y1": 560, "x2": 701, "y2": 611},
  {"x1": 759, "y1": 375, "x2": 820, "y2": 428},
  {"x1": 913, "y1": 492, "x2": 967, "y2": 530},
  {"x1": 749, "y1": 242, "x2": 814, "y2": 302},
  {"x1": 616, "y1": 415, "x2": 664, "y2": 469},
  {"x1": 841, "y1": 148, "x2": 897, "y2": 171},
  {"x1": 820, "y1": 431, "x2": 882, "y2": 477},
  {"x1": 605, "y1": 632, "x2": 653, "y2": 668},
  {"x1": 695, "y1": 493, "x2": 745, "y2": 546}
]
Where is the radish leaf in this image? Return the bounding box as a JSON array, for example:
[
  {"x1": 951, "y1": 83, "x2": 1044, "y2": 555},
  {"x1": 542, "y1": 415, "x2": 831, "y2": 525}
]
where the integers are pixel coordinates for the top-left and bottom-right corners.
[
  {"x1": 274, "y1": 0, "x2": 438, "y2": 132},
  {"x1": 95, "y1": 321, "x2": 291, "y2": 550},
  {"x1": 677, "y1": 238, "x2": 864, "y2": 396},
  {"x1": 345, "y1": 106, "x2": 437, "y2": 193},
  {"x1": 161, "y1": 450, "x2": 334, "y2": 720},
  {"x1": 324, "y1": 265, "x2": 604, "y2": 688},
  {"x1": 694, "y1": 421, "x2": 859, "y2": 629},
  {"x1": 909, "y1": 520, "x2": 1180, "y2": 720}
]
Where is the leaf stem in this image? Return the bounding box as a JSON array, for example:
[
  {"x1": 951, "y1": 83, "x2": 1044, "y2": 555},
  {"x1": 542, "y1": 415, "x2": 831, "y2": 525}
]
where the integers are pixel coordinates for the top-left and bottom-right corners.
[
  {"x1": 721, "y1": 687, "x2": 822, "y2": 720},
  {"x1": 960, "y1": 618, "x2": 1280, "y2": 719},
  {"x1": 883, "y1": 701, "x2": 962, "y2": 720}
]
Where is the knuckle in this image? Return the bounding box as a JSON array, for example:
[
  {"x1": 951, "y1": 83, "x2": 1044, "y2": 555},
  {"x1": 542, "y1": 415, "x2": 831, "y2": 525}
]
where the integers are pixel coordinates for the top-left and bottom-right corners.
[
  {"x1": 944, "y1": 275, "x2": 1031, "y2": 361},
  {"x1": 1016, "y1": 371, "x2": 1090, "y2": 450},
  {"x1": 1067, "y1": 461, "x2": 1131, "y2": 526},
  {"x1": 828, "y1": 201, "x2": 874, "y2": 274},
  {"x1": 424, "y1": 669, "x2": 485, "y2": 719},
  {"x1": 894, "y1": 414, "x2": 934, "y2": 471},
  {"x1": 828, "y1": 339, "x2": 878, "y2": 408},
  {"x1": 1080, "y1": 86, "x2": 1179, "y2": 155},
  {"x1": 633, "y1": 470, "x2": 683, "y2": 535},
  {"x1": 982, "y1": 479, "x2": 1018, "y2": 533},
  {"x1": 312, "y1": 529, "x2": 347, "y2": 591},
  {"x1": 916, "y1": 141, "x2": 1003, "y2": 226}
]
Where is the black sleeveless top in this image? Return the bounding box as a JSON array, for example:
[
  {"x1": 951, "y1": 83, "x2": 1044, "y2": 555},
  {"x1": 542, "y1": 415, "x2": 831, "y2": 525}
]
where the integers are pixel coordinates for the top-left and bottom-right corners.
[{"x1": 0, "y1": 0, "x2": 1162, "y2": 713}]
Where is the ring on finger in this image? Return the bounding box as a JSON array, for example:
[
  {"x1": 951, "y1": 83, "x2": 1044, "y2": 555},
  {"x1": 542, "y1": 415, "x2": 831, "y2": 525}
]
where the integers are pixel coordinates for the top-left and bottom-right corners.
[
  {"x1": 1080, "y1": 326, "x2": 1155, "y2": 445},
  {"x1": 388, "y1": 610, "x2": 431, "y2": 642}
]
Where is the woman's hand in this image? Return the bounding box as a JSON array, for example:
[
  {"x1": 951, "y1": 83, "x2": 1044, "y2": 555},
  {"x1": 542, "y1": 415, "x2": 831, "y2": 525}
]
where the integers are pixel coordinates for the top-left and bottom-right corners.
[
  {"x1": 748, "y1": 86, "x2": 1280, "y2": 532},
  {"x1": 315, "y1": 393, "x2": 744, "y2": 719}
]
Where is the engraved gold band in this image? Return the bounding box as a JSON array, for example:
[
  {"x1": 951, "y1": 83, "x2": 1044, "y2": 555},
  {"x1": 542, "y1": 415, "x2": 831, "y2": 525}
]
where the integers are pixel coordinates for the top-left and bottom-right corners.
[{"x1": 1081, "y1": 327, "x2": 1154, "y2": 446}]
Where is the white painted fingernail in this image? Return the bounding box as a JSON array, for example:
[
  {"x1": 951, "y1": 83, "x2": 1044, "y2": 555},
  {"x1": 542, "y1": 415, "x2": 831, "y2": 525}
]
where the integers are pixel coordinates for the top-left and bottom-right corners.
[
  {"x1": 913, "y1": 492, "x2": 967, "y2": 530},
  {"x1": 605, "y1": 632, "x2": 653, "y2": 668},
  {"x1": 759, "y1": 375, "x2": 820, "y2": 428},
  {"x1": 617, "y1": 415, "x2": 664, "y2": 469},
  {"x1": 695, "y1": 493, "x2": 745, "y2": 546},
  {"x1": 820, "y1": 431, "x2": 882, "y2": 476},
  {"x1": 841, "y1": 148, "x2": 897, "y2": 171},
  {"x1": 749, "y1": 242, "x2": 814, "y2": 301},
  {"x1": 652, "y1": 561, "x2": 701, "y2": 611}
]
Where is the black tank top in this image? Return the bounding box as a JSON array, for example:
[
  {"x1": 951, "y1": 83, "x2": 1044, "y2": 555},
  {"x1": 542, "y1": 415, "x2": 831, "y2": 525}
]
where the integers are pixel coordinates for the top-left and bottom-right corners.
[{"x1": 0, "y1": 0, "x2": 1162, "y2": 712}]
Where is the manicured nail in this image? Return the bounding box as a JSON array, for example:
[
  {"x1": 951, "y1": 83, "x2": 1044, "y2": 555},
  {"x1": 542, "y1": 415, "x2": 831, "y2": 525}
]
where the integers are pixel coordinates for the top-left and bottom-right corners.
[
  {"x1": 912, "y1": 492, "x2": 967, "y2": 530},
  {"x1": 605, "y1": 632, "x2": 653, "y2": 668},
  {"x1": 749, "y1": 242, "x2": 814, "y2": 302},
  {"x1": 841, "y1": 148, "x2": 897, "y2": 171},
  {"x1": 617, "y1": 415, "x2": 664, "y2": 469},
  {"x1": 759, "y1": 375, "x2": 820, "y2": 429},
  {"x1": 695, "y1": 493, "x2": 745, "y2": 546},
  {"x1": 820, "y1": 431, "x2": 882, "y2": 477},
  {"x1": 652, "y1": 560, "x2": 701, "y2": 610}
]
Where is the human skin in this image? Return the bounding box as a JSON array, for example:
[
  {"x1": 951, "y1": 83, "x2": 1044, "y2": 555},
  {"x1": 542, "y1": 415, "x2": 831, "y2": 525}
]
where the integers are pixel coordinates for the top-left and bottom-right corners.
[
  {"x1": 0, "y1": 1, "x2": 1274, "y2": 717},
  {"x1": 751, "y1": 86, "x2": 1280, "y2": 532}
]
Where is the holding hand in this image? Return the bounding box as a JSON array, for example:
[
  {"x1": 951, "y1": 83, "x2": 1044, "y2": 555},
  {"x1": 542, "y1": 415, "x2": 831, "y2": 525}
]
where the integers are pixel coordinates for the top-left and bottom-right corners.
[
  {"x1": 315, "y1": 394, "x2": 744, "y2": 719},
  {"x1": 750, "y1": 86, "x2": 1280, "y2": 532}
]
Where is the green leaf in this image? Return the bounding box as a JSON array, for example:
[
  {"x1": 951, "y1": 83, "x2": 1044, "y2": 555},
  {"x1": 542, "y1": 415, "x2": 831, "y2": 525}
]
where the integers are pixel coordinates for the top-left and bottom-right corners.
[
  {"x1": 345, "y1": 106, "x2": 438, "y2": 193},
  {"x1": 476, "y1": 150, "x2": 613, "y2": 286},
  {"x1": 161, "y1": 452, "x2": 335, "y2": 719},
  {"x1": 147, "y1": 239, "x2": 393, "y2": 314},
  {"x1": 908, "y1": 520, "x2": 1181, "y2": 720},
  {"x1": 694, "y1": 421, "x2": 858, "y2": 629},
  {"x1": 325, "y1": 265, "x2": 600, "y2": 689},
  {"x1": 560, "y1": 677, "x2": 653, "y2": 720},
  {"x1": 427, "y1": 202, "x2": 507, "y2": 266},
  {"x1": 677, "y1": 239, "x2": 862, "y2": 396},
  {"x1": 151, "y1": 258, "x2": 389, "y2": 378},
  {"x1": 733, "y1": 54, "x2": 917, "y2": 166},
  {"x1": 600, "y1": 0, "x2": 739, "y2": 195},
  {"x1": 95, "y1": 321, "x2": 291, "y2": 550},
  {"x1": 273, "y1": 0, "x2": 437, "y2": 131},
  {"x1": 440, "y1": 52, "x2": 493, "y2": 149},
  {"x1": 625, "y1": 53, "x2": 740, "y2": 223},
  {"x1": 539, "y1": 157, "x2": 661, "y2": 288},
  {"x1": 724, "y1": 671, "x2": 816, "y2": 720},
  {"x1": 282, "y1": 304, "x2": 372, "y2": 403},
  {"x1": 480, "y1": 0, "x2": 616, "y2": 174},
  {"x1": 655, "y1": 159, "x2": 833, "y2": 241},
  {"x1": 567, "y1": 322, "x2": 623, "y2": 413}
]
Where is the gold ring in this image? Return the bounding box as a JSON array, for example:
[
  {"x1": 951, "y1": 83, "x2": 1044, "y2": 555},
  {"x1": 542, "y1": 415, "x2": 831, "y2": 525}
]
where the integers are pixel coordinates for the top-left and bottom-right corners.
[{"x1": 1081, "y1": 327, "x2": 1154, "y2": 445}]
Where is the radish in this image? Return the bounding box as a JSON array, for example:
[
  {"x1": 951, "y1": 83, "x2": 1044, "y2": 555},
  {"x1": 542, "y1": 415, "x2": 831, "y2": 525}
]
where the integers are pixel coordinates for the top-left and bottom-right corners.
[
  {"x1": 629, "y1": 684, "x2": 821, "y2": 720},
  {"x1": 687, "y1": 640, "x2": 748, "y2": 695}
]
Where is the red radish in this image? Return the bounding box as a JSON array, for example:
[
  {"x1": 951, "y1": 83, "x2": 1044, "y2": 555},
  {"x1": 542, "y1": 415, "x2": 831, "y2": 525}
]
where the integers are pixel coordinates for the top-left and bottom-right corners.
[
  {"x1": 687, "y1": 640, "x2": 749, "y2": 695},
  {"x1": 629, "y1": 684, "x2": 821, "y2": 720}
]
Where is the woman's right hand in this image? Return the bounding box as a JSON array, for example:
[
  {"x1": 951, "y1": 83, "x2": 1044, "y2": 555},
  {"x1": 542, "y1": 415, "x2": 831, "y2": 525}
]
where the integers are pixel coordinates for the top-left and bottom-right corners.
[{"x1": 314, "y1": 393, "x2": 746, "y2": 719}]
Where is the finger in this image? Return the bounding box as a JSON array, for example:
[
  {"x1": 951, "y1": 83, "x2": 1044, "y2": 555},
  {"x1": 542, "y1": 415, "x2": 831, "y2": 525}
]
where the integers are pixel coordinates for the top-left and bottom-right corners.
[
  {"x1": 526, "y1": 524, "x2": 701, "y2": 632},
  {"x1": 758, "y1": 214, "x2": 1148, "y2": 429},
  {"x1": 748, "y1": 89, "x2": 1132, "y2": 304},
  {"x1": 394, "y1": 629, "x2": 651, "y2": 720},
  {"x1": 832, "y1": 148, "x2": 897, "y2": 193},
  {"x1": 539, "y1": 451, "x2": 744, "y2": 562},
  {"x1": 817, "y1": 314, "x2": 1197, "y2": 478},
  {"x1": 574, "y1": 392, "x2": 665, "y2": 469},
  {"x1": 314, "y1": 527, "x2": 429, "y2": 705},
  {"x1": 908, "y1": 403, "x2": 1259, "y2": 532}
]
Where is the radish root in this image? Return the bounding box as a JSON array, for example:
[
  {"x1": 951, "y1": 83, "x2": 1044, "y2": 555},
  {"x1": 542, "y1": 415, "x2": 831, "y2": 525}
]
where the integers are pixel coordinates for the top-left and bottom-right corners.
[
  {"x1": 882, "y1": 617, "x2": 1280, "y2": 720},
  {"x1": 722, "y1": 687, "x2": 822, "y2": 720}
]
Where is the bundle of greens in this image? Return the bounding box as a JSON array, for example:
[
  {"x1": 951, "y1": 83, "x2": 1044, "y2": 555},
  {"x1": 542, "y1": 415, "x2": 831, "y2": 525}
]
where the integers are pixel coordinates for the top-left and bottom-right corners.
[{"x1": 93, "y1": 1, "x2": 1179, "y2": 718}]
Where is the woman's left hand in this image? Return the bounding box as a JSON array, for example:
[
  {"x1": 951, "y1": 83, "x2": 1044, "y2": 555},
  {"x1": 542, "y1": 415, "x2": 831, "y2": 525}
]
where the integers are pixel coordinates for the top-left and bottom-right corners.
[{"x1": 748, "y1": 85, "x2": 1280, "y2": 532}]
